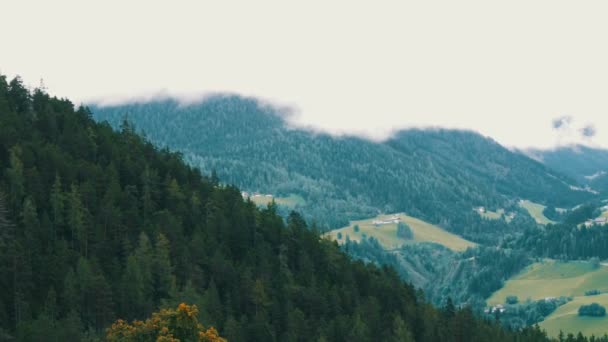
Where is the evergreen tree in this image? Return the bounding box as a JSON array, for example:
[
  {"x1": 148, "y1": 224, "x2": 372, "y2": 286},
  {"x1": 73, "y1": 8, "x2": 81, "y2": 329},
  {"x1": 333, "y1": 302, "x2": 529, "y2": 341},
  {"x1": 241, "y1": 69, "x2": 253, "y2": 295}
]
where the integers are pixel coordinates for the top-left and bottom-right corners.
[{"x1": 153, "y1": 233, "x2": 174, "y2": 302}]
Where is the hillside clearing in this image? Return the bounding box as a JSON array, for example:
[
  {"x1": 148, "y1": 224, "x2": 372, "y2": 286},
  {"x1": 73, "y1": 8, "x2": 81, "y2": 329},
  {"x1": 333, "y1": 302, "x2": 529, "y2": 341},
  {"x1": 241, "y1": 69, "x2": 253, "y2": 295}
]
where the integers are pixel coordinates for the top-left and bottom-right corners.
[
  {"x1": 489, "y1": 260, "x2": 608, "y2": 337},
  {"x1": 540, "y1": 294, "x2": 608, "y2": 338},
  {"x1": 248, "y1": 194, "x2": 306, "y2": 208},
  {"x1": 519, "y1": 200, "x2": 555, "y2": 225},
  {"x1": 326, "y1": 213, "x2": 476, "y2": 252},
  {"x1": 488, "y1": 260, "x2": 608, "y2": 306}
]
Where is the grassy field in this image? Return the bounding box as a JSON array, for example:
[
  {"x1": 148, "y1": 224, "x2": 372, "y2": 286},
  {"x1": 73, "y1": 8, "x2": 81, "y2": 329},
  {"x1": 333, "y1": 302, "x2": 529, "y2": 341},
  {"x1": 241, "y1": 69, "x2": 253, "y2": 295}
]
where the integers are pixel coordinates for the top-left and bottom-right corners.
[
  {"x1": 249, "y1": 194, "x2": 306, "y2": 208},
  {"x1": 540, "y1": 294, "x2": 608, "y2": 337},
  {"x1": 325, "y1": 213, "x2": 476, "y2": 252},
  {"x1": 519, "y1": 200, "x2": 555, "y2": 225},
  {"x1": 487, "y1": 260, "x2": 608, "y2": 305}
]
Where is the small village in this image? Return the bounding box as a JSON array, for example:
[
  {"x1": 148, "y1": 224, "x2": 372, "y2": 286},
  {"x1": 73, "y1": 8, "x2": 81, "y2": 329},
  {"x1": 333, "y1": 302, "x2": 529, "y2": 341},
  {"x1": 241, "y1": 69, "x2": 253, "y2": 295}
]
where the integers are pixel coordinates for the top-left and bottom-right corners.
[
  {"x1": 583, "y1": 216, "x2": 608, "y2": 227},
  {"x1": 372, "y1": 215, "x2": 401, "y2": 226},
  {"x1": 583, "y1": 205, "x2": 608, "y2": 227},
  {"x1": 241, "y1": 191, "x2": 273, "y2": 199},
  {"x1": 473, "y1": 206, "x2": 516, "y2": 220}
]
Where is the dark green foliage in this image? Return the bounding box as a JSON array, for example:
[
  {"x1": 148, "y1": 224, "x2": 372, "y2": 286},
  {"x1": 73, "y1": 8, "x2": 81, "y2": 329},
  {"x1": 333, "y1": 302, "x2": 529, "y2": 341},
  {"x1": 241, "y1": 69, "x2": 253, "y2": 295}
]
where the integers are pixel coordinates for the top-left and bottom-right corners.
[
  {"x1": 513, "y1": 222, "x2": 608, "y2": 260},
  {"x1": 590, "y1": 174, "x2": 608, "y2": 194},
  {"x1": 91, "y1": 98, "x2": 592, "y2": 241},
  {"x1": 578, "y1": 303, "x2": 606, "y2": 317},
  {"x1": 563, "y1": 203, "x2": 599, "y2": 225},
  {"x1": 585, "y1": 290, "x2": 601, "y2": 296},
  {"x1": 396, "y1": 222, "x2": 413, "y2": 240},
  {"x1": 489, "y1": 297, "x2": 570, "y2": 330},
  {"x1": 0, "y1": 74, "x2": 561, "y2": 341},
  {"x1": 506, "y1": 295, "x2": 518, "y2": 305},
  {"x1": 542, "y1": 206, "x2": 564, "y2": 222}
]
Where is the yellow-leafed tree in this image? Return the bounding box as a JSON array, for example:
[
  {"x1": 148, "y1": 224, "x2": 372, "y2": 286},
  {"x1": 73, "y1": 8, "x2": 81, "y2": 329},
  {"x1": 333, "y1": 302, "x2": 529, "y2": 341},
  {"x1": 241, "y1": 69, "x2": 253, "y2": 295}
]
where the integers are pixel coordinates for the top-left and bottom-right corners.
[{"x1": 106, "y1": 303, "x2": 225, "y2": 342}]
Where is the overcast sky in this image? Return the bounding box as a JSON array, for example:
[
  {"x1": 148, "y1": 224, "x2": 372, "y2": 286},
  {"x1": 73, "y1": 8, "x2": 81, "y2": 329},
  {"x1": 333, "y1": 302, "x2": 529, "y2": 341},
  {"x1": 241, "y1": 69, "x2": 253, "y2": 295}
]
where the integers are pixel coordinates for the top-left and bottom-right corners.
[{"x1": 2, "y1": 0, "x2": 608, "y2": 149}]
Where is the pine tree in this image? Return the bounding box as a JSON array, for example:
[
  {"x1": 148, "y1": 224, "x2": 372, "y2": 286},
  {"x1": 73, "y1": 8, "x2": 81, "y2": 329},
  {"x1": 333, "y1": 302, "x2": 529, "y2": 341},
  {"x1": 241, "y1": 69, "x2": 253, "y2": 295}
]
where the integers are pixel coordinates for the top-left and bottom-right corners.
[
  {"x1": 49, "y1": 174, "x2": 64, "y2": 241},
  {"x1": 67, "y1": 184, "x2": 87, "y2": 256},
  {"x1": 21, "y1": 197, "x2": 40, "y2": 252},
  {"x1": 7, "y1": 76, "x2": 30, "y2": 114},
  {"x1": 391, "y1": 315, "x2": 414, "y2": 342},
  {"x1": 134, "y1": 232, "x2": 154, "y2": 313},
  {"x1": 43, "y1": 287, "x2": 58, "y2": 321},
  {"x1": 6, "y1": 145, "x2": 25, "y2": 213},
  {"x1": 153, "y1": 233, "x2": 174, "y2": 302},
  {"x1": 62, "y1": 268, "x2": 79, "y2": 314},
  {"x1": 121, "y1": 255, "x2": 144, "y2": 319},
  {"x1": 202, "y1": 280, "x2": 223, "y2": 330},
  {"x1": 92, "y1": 271, "x2": 114, "y2": 331},
  {"x1": 223, "y1": 315, "x2": 242, "y2": 342}
]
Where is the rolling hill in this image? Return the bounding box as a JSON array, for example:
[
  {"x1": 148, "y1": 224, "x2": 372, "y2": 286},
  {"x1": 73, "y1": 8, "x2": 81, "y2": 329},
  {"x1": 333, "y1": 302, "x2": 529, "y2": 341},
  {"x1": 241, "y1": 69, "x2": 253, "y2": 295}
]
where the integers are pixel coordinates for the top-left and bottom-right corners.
[{"x1": 90, "y1": 96, "x2": 593, "y2": 241}]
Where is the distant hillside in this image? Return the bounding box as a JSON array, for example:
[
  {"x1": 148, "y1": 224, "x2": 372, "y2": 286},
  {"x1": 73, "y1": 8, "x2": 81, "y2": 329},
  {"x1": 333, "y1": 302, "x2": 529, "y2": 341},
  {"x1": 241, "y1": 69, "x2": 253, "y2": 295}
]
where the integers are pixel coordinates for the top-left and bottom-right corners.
[
  {"x1": 91, "y1": 96, "x2": 592, "y2": 241},
  {"x1": 525, "y1": 145, "x2": 608, "y2": 194}
]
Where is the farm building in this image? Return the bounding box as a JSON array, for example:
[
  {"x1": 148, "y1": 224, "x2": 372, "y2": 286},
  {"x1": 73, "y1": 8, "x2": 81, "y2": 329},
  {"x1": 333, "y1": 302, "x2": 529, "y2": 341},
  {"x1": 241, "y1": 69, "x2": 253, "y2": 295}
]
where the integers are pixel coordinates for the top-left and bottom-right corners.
[{"x1": 372, "y1": 216, "x2": 401, "y2": 226}]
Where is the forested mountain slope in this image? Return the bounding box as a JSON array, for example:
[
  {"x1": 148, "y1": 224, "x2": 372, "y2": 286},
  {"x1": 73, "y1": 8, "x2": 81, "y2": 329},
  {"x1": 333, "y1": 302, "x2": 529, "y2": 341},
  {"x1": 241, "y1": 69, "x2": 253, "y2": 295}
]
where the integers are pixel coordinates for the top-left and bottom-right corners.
[
  {"x1": 524, "y1": 146, "x2": 608, "y2": 193},
  {"x1": 0, "y1": 74, "x2": 561, "y2": 341},
  {"x1": 92, "y1": 97, "x2": 592, "y2": 238}
]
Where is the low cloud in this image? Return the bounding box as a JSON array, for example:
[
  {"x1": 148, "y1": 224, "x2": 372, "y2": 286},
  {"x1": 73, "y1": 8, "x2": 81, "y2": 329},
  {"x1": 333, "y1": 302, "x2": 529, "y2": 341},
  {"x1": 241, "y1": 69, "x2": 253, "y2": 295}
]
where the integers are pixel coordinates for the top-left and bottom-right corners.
[
  {"x1": 580, "y1": 124, "x2": 597, "y2": 138},
  {"x1": 549, "y1": 116, "x2": 601, "y2": 147},
  {"x1": 552, "y1": 116, "x2": 572, "y2": 130}
]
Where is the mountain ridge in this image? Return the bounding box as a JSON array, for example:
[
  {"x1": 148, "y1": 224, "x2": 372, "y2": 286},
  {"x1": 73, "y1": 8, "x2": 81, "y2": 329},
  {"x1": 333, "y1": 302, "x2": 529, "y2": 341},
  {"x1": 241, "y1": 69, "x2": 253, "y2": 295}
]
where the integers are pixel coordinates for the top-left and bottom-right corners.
[
  {"x1": 91, "y1": 96, "x2": 594, "y2": 242},
  {"x1": 523, "y1": 145, "x2": 608, "y2": 194}
]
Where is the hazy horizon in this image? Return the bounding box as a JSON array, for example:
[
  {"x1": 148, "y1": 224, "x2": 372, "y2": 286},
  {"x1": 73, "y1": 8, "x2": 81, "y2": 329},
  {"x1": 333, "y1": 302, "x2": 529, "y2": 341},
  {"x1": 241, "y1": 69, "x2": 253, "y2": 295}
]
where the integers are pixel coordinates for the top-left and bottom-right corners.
[{"x1": 3, "y1": 0, "x2": 608, "y2": 149}]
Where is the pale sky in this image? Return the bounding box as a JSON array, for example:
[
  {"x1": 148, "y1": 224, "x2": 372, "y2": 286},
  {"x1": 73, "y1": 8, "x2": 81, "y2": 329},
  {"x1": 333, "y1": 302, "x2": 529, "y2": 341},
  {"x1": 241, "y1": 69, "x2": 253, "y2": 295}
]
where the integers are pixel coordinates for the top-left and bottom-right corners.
[{"x1": 2, "y1": 0, "x2": 608, "y2": 149}]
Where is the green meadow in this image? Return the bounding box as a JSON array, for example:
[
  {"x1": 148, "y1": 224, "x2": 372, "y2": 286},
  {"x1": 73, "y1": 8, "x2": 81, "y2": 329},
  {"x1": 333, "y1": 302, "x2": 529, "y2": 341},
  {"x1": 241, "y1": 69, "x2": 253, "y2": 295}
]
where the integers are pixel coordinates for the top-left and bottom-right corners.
[
  {"x1": 488, "y1": 260, "x2": 608, "y2": 337},
  {"x1": 540, "y1": 294, "x2": 608, "y2": 338},
  {"x1": 249, "y1": 194, "x2": 306, "y2": 208},
  {"x1": 326, "y1": 213, "x2": 476, "y2": 252},
  {"x1": 519, "y1": 200, "x2": 556, "y2": 225},
  {"x1": 488, "y1": 260, "x2": 608, "y2": 306}
]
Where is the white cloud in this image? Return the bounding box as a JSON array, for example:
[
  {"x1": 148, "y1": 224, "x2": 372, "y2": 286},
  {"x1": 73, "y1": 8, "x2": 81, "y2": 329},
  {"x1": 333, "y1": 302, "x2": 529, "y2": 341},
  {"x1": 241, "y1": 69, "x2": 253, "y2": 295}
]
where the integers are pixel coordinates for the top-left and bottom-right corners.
[{"x1": 2, "y1": 0, "x2": 608, "y2": 148}]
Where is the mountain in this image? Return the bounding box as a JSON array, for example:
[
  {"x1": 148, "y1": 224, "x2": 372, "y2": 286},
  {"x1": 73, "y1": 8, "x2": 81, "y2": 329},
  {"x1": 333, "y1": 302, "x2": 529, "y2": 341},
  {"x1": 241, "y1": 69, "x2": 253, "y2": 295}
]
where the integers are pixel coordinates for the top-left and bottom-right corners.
[
  {"x1": 91, "y1": 96, "x2": 593, "y2": 242},
  {"x1": 524, "y1": 145, "x2": 608, "y2": 194},
  {"x1": 0, "y1": 74, "x2": 558, "y2": 341}
]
